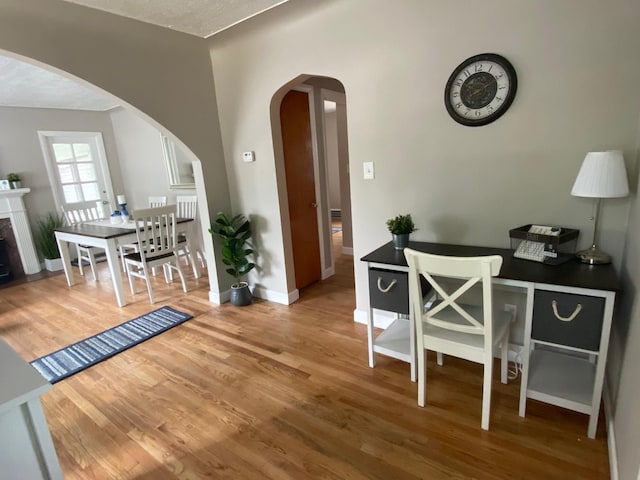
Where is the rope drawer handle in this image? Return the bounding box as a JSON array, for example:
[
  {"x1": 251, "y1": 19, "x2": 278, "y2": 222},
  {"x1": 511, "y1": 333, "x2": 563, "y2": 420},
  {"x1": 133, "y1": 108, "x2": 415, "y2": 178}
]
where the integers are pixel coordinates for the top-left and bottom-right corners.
[
  {"x1": 551, "y1": 300, "x2": 582, "y2": 322},
  {"x1": 377, "y1": 277, "x2": 397, "y2": 293}
]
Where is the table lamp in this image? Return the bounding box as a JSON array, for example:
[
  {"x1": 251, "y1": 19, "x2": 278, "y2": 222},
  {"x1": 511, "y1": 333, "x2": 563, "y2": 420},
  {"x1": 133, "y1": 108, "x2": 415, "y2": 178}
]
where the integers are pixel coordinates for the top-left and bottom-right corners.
[{"x1": 571, "y1": 150, "x2": 629, "y2": 264}]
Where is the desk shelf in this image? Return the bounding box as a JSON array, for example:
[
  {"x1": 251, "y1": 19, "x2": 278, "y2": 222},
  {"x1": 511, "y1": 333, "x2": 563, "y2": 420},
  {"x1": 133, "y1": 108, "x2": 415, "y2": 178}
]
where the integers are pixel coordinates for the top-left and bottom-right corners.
[
  {"x1": 526, "y1": 349, "x2": 594, "y2": 414},
  {"x1": 373, "y1": 316, "x2": 412, "y2": 362}
]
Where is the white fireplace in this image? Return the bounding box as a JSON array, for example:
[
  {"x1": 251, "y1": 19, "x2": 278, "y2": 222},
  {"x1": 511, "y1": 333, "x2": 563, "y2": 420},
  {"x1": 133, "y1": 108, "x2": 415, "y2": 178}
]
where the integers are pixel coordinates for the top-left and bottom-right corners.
[{"x1": 0, "y1": 189, "x2": 40, "y2": 274}]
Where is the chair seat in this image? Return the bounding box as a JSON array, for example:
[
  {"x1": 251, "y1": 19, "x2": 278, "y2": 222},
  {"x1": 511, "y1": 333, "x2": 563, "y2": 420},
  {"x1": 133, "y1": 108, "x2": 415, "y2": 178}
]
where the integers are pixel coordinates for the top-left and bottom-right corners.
[{"x1": 422, "y1": 303, "x2": 511, "y2": 351}]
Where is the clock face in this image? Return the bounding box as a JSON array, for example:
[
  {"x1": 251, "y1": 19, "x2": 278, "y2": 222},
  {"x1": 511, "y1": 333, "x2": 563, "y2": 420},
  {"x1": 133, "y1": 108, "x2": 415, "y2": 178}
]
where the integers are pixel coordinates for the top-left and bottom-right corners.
[{"x1": 444, "y1": 53, "x2": 517, "y2": 127}]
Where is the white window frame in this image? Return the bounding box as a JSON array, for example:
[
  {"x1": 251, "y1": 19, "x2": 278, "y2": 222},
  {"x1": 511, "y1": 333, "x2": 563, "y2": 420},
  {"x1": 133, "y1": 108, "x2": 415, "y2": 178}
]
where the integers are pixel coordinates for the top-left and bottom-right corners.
[{"x1": 38, "y1": 131, "x2": 116, "y2": 212}]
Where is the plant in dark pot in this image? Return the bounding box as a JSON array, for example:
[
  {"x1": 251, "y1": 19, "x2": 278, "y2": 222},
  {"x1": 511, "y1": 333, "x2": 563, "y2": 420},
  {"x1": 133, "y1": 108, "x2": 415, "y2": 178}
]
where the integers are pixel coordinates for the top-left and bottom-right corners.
[
  {"x1": 386, "y1": 213, "x2": 416, "y2": 250},
  {"x1": 209, "y1": 211, "x2": 256, "y2": 306},
  {"x1": 35, "y1": 212, "x2": 65, "y2": 271}
]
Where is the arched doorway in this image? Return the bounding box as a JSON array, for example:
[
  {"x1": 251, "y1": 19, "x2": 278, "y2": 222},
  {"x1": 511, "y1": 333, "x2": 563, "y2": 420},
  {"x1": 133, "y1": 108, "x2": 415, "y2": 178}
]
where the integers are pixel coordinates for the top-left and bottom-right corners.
[{"x1": 271, "y1": 75, "x2": 353, "y2": 297}]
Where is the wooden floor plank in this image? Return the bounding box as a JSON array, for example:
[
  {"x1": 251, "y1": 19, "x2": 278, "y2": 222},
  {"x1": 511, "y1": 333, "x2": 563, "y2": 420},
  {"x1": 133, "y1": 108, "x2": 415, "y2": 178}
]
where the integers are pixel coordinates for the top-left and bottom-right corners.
[{"x1": 0, "y1": 230, "x2": 610, "y2": 479}]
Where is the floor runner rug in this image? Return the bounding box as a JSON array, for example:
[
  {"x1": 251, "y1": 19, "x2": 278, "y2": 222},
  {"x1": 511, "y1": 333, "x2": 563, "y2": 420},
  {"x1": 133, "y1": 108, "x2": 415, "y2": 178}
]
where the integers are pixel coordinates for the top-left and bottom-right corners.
[{"x1": 30, "y1": 306, "x2": 192, "y2": 384}]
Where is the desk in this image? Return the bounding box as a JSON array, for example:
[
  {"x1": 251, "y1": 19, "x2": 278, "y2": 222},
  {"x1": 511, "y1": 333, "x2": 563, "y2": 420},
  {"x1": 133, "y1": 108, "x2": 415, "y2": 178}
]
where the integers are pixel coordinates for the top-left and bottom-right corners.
[
  {"x1": 361, "y1": 241, "x2": 620, "y2": 438},
  {"x1": 55, "y1": 218, "x2": 200, "y2": 307},
  {"x1": 0, "y1": 338, "x2": 63, "y2": 479}
]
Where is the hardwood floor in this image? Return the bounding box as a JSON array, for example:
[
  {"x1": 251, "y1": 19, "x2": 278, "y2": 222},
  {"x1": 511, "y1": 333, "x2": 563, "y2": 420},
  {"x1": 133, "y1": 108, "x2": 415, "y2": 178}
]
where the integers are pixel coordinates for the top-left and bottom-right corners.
[{"x1": 0, "y1": 232, "x2": 610, "y2": 479}]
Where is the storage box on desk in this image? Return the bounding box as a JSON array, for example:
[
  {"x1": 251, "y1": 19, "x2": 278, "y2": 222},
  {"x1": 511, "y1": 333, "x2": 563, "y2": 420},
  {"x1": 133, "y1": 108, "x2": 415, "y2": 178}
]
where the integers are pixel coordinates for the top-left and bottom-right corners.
[{"x1": 509, "y1": 225, "x2": 579, "y2": 265}]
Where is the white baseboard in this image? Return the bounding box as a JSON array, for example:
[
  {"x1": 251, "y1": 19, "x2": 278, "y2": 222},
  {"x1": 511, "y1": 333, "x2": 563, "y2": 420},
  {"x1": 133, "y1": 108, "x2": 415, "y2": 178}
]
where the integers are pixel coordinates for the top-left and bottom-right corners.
[
  {"x1": 342, "y1": 246, "x2": 353, "y2": 255},
  {"x1": 252, "y1": 286, "x2": 298, "y2": 305},
  {"x1": 209, "y1": 289, "x2": 227, "y2": 304},
  {"x1": 322, "y1": 265, "x2": 335, "y2": 279},
  {"x1": 604, "y1": 383, "x2": 619, "y2": 480}
]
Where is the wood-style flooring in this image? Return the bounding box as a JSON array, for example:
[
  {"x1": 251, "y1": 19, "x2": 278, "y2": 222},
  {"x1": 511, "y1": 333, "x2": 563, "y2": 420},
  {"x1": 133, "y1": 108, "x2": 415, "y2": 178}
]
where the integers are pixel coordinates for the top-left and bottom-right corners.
[{"x1": 0, "y1": 228, "x2": 609, "y2": 479}]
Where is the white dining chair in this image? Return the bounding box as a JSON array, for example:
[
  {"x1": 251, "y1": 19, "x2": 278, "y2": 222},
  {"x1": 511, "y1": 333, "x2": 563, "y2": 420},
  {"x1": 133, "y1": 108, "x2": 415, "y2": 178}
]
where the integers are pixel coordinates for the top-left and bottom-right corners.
[
  {"x1": 61, "y1": 201, "x2": 105, "y2": 281},
  {"x1": 119, "y1": 196, "x2": 168, "y2": 269},
  {"x1": 404, "y1": 248, "x2": 513, "y2": 430},
  {"x1": 123, "y1": 205, "x2": 188, "y2": 304},
  {"x1": 175, "y1": 195, "x2": 205, "y2": 270}
]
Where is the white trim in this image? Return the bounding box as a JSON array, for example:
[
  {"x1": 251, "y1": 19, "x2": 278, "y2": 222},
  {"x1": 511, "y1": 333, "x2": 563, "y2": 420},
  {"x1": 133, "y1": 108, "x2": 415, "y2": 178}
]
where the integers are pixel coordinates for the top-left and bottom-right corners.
[
  {"x1": 0, "y1": 189, "x2": 40, "y2": 274},
  {"x1": 37, "y1": 130, "x2": 116, "y2": 211},
  {"x1": 252, "y1": 286, "x2": 299, "y2": 305},
  {"x1": 604, "y1": 383, "x2": 619, "y2": 480},
  {"x1": 208, "y1": 289, "x2": 226, "y2": 305},
  {"x1": 322, "y1": 265, "x2": 335, "y2": 280},
  {"x1": 342, "y1": 247, "x2": 353, "y2": 255}
]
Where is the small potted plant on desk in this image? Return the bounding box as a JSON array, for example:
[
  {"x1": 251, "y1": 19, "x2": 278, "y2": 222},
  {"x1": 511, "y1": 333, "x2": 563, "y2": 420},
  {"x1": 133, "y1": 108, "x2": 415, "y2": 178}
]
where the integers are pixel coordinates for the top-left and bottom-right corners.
[
  {"x1": 386, "y1": 213, "x2": 416, "y2": 250},
  {"x1": 209, "y1": 211, "x2": 256, "y2": 306},
  {"x1": 35, "y1": 212, "x2": 65, "y2": 271},
  {"x1": 6, "y1": 173, "x2": 21, "y2": 189}
]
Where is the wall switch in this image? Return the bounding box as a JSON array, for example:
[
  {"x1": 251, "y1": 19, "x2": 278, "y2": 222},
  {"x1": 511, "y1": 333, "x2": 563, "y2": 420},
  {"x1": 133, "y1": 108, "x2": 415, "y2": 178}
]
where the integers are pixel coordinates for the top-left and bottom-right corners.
[
  {"x1": 363, "y1": 161, "x2": 375, "y2": 180},
  {"x1": 242, "y1": 151, "x2": 255, "y2": 163}
]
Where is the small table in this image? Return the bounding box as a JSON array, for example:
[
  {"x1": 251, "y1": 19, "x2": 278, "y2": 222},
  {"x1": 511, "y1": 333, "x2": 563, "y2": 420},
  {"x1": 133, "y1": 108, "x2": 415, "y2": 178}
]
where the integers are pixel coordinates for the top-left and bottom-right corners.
[{"x1": 55, "y1": 218, "x2": 199, "y2": 307}]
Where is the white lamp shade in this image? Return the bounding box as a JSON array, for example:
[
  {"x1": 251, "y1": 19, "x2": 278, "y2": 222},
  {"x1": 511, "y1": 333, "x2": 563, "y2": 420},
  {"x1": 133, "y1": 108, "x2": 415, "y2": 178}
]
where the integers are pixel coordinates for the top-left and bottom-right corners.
[{"x1": 571, "y1": 150, "x2": 629, "y2": 198}]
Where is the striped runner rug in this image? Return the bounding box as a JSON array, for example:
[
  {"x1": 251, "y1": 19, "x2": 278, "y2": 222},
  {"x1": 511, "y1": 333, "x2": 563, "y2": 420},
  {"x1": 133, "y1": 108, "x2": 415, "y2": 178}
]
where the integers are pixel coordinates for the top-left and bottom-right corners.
[{"x1": 30, "y1": 306, "x2": 192, "y2": 384}]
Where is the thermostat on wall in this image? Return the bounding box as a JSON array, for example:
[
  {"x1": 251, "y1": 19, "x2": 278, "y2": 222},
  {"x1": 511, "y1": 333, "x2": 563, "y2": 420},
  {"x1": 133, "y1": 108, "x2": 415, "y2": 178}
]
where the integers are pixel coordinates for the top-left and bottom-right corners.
[{"x1": 242, "y1": 151, "x2": 255, "y2": 163}]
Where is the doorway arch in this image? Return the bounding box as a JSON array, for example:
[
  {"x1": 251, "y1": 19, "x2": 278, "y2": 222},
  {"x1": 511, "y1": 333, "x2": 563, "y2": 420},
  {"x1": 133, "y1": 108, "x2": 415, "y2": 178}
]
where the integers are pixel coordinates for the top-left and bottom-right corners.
[{"x1": 270, "y1": 75, "x2": 353, "y2": 299}]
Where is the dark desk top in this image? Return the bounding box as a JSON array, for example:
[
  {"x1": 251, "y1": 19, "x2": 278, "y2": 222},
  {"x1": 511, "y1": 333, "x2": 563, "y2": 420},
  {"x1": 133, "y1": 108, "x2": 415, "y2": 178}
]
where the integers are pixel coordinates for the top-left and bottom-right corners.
[
  {"x1": 361, "y1": 241, "x2": 620, "y2": 293},
  {"x1": 55, "y1": 218, "x2": 193, "y2": 240}
]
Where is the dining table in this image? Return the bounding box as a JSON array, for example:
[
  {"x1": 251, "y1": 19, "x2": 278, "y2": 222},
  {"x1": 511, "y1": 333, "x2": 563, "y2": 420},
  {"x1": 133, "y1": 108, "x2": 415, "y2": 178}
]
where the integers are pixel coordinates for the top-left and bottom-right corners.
[{"x1": 54, "y1": 217, "x2": 200, "y2": 307}]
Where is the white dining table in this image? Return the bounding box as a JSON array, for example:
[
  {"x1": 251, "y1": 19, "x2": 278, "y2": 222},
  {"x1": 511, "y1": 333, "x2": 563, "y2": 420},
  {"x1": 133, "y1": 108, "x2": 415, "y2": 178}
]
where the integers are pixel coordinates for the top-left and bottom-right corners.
[{"x1": 54, "y1": 218, "x2": 199, "y2": 307}]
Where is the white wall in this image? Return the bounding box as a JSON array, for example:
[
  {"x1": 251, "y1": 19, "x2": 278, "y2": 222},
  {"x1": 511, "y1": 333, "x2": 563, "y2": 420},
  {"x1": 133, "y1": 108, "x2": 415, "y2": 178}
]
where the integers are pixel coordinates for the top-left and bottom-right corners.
[
  {"x1": 209, "y1": 0, "x2": 639, "y2": 310},
  {"x1": 209, "y1": 0, "x2": 640, "y2": 475},
  {"x1": 0, "y1": 106, "x2": 121, "y2": 246}
]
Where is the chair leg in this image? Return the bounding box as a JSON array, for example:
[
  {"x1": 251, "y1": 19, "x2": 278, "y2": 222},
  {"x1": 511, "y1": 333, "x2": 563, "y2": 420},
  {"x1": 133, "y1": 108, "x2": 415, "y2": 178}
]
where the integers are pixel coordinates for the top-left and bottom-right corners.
[
  {"x1": 418, "y1": 348, "x2": 426, "y2": 407},
  {"x1": 173, "y1": 257, "x2": 188, "y2": 293},
  {"x1": 125, "y1": 262, "x2": 137, "y2": 295},
  {"x1": 87, "y1": 249, "x2": 98, "y2": 281},
  {"x1": 141, "y1": 263, "x2": 155, "y2": 304},
  {"x1": 76, "y1": 245, "x2": 84, "y2": 276},
  {"x1": 482, "y1": 358, "x2": 493, "y2": 430}
]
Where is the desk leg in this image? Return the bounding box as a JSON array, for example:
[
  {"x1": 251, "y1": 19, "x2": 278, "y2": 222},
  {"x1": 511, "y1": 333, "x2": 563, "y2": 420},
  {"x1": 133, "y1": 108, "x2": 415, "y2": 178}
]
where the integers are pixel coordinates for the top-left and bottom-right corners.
[
  {"x1": 367, "y1": 307, "x2": 376, "y2": 368},
  {"x1": 105, "y1": 239, "x2": 127, "y2": 307},
  {"x1": 56, "y1": 237, "x2": 75, "y2": 287},
  {"x1": 587, "y1": 292, "x2": 615, "y2": 439},
  {"x1": 519, "y1": 284, "x2": 535, "y2": 417}
]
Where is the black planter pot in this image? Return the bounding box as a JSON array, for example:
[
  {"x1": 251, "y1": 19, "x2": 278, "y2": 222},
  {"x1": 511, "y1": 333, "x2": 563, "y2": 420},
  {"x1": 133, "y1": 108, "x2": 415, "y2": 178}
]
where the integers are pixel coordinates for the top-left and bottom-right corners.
[
  {"x1": 230, "y1": 282, "x2": 252, "y2": 306},
  {"x1": 392, "y1": 233, "x2": 410, "y2": 250}
]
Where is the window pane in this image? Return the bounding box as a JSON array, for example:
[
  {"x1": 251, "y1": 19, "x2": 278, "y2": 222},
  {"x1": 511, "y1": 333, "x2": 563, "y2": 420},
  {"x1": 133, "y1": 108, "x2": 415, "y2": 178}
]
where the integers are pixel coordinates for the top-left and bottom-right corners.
[
  {"x1": 77, "y1": 163, "x2": 96, "y2": 182},
  {"x1": 53, "y1": 143, "x2": 74, "y2": 163},
  {"x1": 81, "y1": 183, "x2": 100, "y2": 201},
  {"x1": 73, "y1": 143, "x2": 92, "y2": 162},
  {"x1": 62, "y1": 185, "x2": 80, "y2": 203},
  {"x1": 57, "y1": 164, "x2": 75, "y2": 184}
]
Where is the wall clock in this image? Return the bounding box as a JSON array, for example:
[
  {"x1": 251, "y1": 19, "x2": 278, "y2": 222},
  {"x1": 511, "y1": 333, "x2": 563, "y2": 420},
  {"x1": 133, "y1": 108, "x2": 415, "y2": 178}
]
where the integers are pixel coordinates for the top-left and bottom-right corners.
[{"x1": 444, "y1": 53, "x2": 517, "y2": 127}]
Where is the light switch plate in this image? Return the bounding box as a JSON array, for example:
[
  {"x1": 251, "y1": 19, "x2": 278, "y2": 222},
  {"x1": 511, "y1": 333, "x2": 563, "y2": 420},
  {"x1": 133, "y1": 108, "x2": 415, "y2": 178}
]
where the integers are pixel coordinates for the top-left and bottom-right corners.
[
  {"x1": 363, "y1": 161, "x2": 375, "y2": 180},
  {"x1": 242, "y1": 151, "x2": 255, "y2": 162}
]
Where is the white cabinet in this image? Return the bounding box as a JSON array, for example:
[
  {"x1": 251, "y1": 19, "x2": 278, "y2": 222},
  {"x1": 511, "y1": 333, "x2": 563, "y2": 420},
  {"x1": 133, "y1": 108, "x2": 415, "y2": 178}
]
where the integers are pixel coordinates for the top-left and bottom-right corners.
[{"x1": 0, "y1": 338, "x2": 63, "y2": 479}]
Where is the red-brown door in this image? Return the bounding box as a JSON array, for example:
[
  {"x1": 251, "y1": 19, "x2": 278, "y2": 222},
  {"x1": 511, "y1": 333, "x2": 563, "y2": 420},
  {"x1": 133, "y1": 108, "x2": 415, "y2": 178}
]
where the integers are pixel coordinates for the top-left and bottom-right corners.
[{"x1": 280, "y1": 90, "x2": 321, "y2": 289}]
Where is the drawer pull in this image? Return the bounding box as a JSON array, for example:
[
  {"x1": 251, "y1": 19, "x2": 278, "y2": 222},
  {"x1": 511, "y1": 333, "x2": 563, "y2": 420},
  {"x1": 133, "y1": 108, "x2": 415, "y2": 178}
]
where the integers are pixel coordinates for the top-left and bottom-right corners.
[
  {"x1": 551, "y1": 300, "x2": 582, "y2": 322},
  {"x1": 377, "y1": 277, "x2": 397, "y2": 293}
]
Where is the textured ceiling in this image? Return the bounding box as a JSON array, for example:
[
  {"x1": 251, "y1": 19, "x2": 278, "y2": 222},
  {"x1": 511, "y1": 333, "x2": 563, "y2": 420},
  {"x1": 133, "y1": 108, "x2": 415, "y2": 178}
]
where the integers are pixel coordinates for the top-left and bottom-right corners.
[
  {"x1": 1, "y1": 1, "x2": 290, "y2": 110},
  {"x1": 62, "y1": 0, "x2": 290, "y2": 38},
  {"x1": 0, "y1": 55, "x2": 118, "y2": 111}
]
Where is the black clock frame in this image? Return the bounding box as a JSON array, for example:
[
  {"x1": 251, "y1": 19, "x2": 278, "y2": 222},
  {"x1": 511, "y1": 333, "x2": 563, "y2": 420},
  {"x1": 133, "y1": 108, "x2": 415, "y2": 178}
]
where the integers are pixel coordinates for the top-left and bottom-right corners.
[{"x1": 444, "y1": 53, "x2": 518, "y2": 127}]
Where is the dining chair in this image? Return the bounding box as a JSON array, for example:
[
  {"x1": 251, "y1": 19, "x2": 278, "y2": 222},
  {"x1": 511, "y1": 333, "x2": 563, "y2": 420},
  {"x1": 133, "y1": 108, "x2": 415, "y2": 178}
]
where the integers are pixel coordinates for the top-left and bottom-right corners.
[
  {"x1": 123, "y1": 205, "x2": 188, "y2": 304},
  {"x1": 119, "y1": 196, "x2": 168, "y2": 269},
  {"x1": 175, "y1": 195, "x2": 205, "y2": 270},
  {"x1": 61, "y1": 201, "x2": 105, "y2": 281},
  {"x1": 404, "y1": 248, "x2": 513, "y2": 430}
]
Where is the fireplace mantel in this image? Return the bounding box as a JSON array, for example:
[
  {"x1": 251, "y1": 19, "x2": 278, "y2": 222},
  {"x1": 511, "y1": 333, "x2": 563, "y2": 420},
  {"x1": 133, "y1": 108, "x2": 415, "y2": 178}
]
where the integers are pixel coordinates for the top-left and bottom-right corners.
[{"x1": 0, "y1": 188, "x2": 40, "y2": 274}]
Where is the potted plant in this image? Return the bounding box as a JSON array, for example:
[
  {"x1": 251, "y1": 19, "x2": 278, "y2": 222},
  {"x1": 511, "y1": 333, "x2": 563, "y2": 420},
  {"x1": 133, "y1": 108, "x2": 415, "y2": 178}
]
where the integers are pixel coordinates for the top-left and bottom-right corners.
[
  {"x1": 386, "y1": 213, "x2": 416, "y2": 250},
  {"x1": 6, "y1": 173, "x2": 21, "y2": 189},
  {"x1": 35, "y1": 212, "x2": 65, "y2": 271},
  {"x1": 209, "y1": 211, "x2": 256, "y2": 306}
]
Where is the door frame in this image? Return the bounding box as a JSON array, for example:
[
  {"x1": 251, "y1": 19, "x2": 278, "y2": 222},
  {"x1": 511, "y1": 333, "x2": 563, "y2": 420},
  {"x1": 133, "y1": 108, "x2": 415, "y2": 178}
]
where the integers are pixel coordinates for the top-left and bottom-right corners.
[{"x1": 38, "y1": 130, "x2": 116, "y2": 212}]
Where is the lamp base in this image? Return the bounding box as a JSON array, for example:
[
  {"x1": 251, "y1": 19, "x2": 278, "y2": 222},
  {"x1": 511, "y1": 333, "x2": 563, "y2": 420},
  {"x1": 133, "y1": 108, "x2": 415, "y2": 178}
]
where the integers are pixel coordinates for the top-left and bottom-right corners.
[{"x1": 575, "y1": 245, "x2": 612, "y2": 265}]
